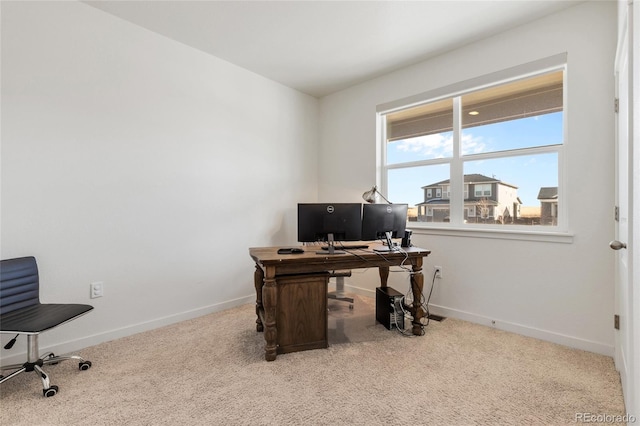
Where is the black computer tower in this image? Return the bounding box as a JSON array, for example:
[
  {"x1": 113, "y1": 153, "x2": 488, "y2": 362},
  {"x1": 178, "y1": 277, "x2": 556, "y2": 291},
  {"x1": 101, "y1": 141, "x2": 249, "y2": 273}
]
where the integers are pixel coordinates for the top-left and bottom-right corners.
[{"x1": 376, "y1": 286, "x2": 404, "y2": 330}]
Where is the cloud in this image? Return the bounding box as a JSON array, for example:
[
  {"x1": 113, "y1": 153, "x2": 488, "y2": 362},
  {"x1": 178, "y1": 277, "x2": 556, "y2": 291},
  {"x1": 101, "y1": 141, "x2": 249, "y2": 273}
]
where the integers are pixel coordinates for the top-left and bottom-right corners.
[
  {"x1": 395, "y1": 133, "x2": 486, "y2": 158},
  {"x1": 395, "y1": 133, "x2": 453, "y2": 158},
  {"x1": 461, "y1": 133, "x2": 487, "y2": 155}
]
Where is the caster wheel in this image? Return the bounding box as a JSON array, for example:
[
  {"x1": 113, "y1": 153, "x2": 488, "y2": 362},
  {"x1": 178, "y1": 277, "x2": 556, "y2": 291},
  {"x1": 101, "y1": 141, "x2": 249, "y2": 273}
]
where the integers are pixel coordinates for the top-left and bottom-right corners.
[
  {"x1": 43, "y1": 385, "x2": 58, "y2": 397},
  {"x1": 349, "y1": 304, "x2": 354, "y2": 310},
  {"x1": 47, "y1": 353, "x2": 59, "y2": 365},
  {"x1": 79, "y1": 361, "x2": 92, "y2": 371}
]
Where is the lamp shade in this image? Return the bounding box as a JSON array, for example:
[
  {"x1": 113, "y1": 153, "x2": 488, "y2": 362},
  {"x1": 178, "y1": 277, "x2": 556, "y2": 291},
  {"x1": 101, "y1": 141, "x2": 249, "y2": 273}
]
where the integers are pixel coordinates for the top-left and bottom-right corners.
[{"x1": 362, "y1": 186, "x2": 391, "y2": 204}]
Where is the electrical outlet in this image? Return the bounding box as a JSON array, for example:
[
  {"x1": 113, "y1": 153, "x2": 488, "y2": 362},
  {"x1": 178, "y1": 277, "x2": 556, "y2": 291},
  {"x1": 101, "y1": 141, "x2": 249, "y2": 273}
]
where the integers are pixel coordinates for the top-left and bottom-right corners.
[
  {"x1": 434, "y1": 266, "x2": 442, "y2": 279},
  {"x1": 90, "y1": 282, "x2": 104, "y2": 299}
]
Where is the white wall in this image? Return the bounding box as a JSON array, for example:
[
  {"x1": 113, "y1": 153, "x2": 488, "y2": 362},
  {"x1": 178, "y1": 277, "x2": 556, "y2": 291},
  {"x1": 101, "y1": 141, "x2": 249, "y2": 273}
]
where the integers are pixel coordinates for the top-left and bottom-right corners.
[
  {"x1": 1, "y1": 1, "x2": 319, "y2": 358},
  {"x1": 0, "y1": 1, "x2": 619, "y2": 361},
  {"x1": 320, "y1": 1, "x2": 617, "y2": 355}
]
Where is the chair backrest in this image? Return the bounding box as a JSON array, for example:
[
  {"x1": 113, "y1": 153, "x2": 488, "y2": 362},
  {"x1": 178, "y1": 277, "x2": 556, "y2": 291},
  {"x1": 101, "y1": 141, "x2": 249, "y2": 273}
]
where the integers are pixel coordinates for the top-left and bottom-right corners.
[{"x1": 0, "y1": 256, "x2": 40, "y2": 315}]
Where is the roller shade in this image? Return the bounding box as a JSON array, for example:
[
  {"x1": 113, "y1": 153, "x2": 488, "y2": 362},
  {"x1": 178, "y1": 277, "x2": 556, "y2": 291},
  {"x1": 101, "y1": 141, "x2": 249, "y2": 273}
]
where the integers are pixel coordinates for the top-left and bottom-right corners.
[{"x1": 386, "y1": 71, "x2": 563, "y2": 142}]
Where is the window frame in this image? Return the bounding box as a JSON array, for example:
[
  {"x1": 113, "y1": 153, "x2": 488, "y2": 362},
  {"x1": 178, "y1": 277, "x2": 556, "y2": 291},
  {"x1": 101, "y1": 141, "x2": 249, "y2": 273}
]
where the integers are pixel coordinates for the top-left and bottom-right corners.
[{"x1": 376, "y1": 54, "x2": 572, "y2": 243}]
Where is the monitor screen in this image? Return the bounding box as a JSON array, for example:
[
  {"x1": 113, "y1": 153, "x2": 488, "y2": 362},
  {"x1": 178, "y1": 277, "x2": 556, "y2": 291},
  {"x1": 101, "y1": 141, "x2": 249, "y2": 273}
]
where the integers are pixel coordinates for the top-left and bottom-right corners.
[
  {"x1": 297, "y1": 203, "x2": 363, "y2": 243},
  {"x1": 361, "y1": 204, "x2": 408, "y2": 249}
]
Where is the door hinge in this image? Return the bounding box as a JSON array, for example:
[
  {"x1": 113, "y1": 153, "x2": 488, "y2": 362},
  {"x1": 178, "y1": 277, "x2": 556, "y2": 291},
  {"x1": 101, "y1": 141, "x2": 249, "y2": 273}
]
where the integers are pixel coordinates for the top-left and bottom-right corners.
[
  {"x1": 615, "y1": 98, "x2": 619, "y2": 113},
  {"x1": 615, "y1": 206, "x2": 620, "y2": 222},
  {"x1": 614, "y1": 314, "x2": 620, "y2": 330}
]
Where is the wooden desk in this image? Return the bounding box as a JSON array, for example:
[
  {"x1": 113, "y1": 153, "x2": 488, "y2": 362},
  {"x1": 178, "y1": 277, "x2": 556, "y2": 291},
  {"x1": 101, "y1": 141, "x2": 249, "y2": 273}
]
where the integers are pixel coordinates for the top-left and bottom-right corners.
[{"x1": 249, "y1": 244, "x2": 431, "y2": 361}]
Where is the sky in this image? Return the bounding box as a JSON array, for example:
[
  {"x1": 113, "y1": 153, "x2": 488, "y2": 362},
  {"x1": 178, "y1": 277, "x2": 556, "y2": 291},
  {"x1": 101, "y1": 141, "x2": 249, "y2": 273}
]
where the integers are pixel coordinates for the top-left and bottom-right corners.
[{"x1": 386, "y1": 112, "x2": 562, "y2": 207}]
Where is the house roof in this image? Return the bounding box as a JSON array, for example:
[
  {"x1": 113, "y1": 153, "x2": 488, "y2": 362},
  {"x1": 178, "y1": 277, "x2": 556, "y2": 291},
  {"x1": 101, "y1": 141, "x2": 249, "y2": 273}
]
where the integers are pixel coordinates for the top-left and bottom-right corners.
[
  {"x1": 537, "y1": 187, "x2": 558, "y2": 200},
  {"x1": 422, "y1": 173, "x2": 518, "y2": 189}
]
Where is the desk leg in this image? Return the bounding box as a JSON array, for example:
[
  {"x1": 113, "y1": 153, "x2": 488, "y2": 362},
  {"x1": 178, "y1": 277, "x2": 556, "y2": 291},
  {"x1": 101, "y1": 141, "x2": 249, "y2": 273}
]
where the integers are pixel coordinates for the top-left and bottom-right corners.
[
  {"x1": 379, "y1": 266, "x2": 389, "y2": 288},
  {"x1": 254, "y1": 264, "x2": 264, "y2": 332},
  {"x1": 411, "y1": 259, "x2": 425, "y2": 336},
  {"x1": 262, "y1": 268, "x2": 278, "y2": 361}
]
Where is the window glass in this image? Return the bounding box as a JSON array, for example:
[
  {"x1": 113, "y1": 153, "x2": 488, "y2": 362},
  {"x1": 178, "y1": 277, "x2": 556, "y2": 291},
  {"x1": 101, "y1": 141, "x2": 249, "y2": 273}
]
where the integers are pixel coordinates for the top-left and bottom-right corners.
[
  {"x1": 462, "y1": 112, "x2": 563, "y2": 155},
  {"x1": 386, "y1": 131, "x2": 453, "y2": 164},
  {"x1": 387, "y1": 164, "x2": 449, "y2": 223},
  {"x1": 461, "y1": 71, "x2": 563, "y2": 155},
  {"x1": 463, "y1": 153, "x2": 559, "y2": 225},
  {"x1": 380, "y1": 67, "x2": 564, "y2": 230},
  {"x1": 386, "y1": 98, "x2": 453, "y2": 164}
]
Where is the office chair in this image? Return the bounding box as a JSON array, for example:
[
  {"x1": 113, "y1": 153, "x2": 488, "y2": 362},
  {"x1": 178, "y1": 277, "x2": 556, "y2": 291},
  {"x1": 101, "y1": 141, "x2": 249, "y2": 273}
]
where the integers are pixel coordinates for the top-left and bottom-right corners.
[
  {"x1": 328, "y1": 270, "x2": 354, "y2": 309},
  {"x1": 0, "y1": 256, "x2": 93, "y2": 397}
]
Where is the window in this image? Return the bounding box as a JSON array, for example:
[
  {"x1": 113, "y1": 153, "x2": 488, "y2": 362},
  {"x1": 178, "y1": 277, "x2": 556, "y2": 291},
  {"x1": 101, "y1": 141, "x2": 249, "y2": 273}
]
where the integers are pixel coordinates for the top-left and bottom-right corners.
[
  {"x1": 379, "y1": 56, "x2": 565, "y2": 233},
  {"x1": 474, "y1": 184, "x2": 492, "y2": 197}
]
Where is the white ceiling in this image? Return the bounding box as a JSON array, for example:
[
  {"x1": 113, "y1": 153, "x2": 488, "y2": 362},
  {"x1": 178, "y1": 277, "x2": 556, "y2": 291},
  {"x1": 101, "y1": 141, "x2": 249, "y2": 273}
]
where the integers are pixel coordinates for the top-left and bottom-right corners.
[{"x1": 85, "y1": 1, "x2": 582, "y2": 98}]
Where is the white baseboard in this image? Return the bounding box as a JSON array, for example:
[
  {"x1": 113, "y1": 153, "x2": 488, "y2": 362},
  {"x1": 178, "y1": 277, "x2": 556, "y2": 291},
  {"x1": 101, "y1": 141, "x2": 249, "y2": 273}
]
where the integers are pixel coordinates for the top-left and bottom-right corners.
[
  {"x1": 425, "y1": 304, "x2": 613, "y2": 357},
  {"x1": 344, "y1": 285, "x2": 614, "y2": 357},
  {"x1": 0, "y1": 295, "x2": 255, "y2": 367}
]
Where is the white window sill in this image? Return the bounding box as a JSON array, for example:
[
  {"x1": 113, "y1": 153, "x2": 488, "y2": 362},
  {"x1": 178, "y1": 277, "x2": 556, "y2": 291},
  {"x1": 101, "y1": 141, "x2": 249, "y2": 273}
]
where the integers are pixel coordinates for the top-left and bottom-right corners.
[{"x1": 408, "y1": 224, "x2": 574, "y2": 244}]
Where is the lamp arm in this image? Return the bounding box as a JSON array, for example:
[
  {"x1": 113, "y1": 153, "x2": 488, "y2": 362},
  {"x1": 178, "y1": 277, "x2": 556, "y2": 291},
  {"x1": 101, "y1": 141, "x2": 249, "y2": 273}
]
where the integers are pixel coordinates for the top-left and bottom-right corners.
[{"x1": 376, "y1": 190, "x2": 392, "y2": 204}]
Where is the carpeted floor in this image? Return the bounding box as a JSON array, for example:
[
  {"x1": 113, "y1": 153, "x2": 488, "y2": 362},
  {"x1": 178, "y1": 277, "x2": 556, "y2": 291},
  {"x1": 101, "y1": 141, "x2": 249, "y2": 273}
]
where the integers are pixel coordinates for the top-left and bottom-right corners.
[{"x1": 0, "y1": 295, "x2": 626, "y2": 425}]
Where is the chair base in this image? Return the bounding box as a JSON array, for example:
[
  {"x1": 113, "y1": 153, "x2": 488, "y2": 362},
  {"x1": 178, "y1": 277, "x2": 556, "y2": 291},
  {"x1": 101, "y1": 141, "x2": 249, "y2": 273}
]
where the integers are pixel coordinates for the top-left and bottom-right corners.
[
  {"x1": 328, "y1": 273, "x2": 354, "y2": 310},
  {"x1": 0, "y1": 335, "x2": 92, "y2": 397}
]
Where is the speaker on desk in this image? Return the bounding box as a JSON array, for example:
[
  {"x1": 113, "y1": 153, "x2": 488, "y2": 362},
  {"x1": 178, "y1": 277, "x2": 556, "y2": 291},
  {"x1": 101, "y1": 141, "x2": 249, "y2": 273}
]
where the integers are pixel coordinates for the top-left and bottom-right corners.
[
  {"x1": 376, "y1": 287, "x2": 404, "y2": 330},
  {"x1": 401, "y1": 230, "x2": 412, "y2": 247}
]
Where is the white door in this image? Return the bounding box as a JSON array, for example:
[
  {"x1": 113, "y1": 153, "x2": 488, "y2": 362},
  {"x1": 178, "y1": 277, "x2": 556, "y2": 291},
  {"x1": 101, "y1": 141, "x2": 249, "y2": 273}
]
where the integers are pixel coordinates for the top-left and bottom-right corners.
[{"x1": 613, "y1": 0, "x2": 637, "y2": 417}]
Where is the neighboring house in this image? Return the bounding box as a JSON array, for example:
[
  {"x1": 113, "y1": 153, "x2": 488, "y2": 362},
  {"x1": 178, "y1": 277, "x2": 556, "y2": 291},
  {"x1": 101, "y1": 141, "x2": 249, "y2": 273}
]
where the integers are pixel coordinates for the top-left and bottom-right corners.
[
  {"x1": 416, "y1": 174, "x2": 522, "y2": 223},
  {"x1": 538, "y1": 187, "x2": 558, "y2": 225}
]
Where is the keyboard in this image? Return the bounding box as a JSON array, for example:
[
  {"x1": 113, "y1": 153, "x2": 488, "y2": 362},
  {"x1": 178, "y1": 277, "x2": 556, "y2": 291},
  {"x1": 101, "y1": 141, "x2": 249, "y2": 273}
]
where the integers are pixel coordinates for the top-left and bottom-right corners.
[{"x1": 320, "y1": 244, "x2": 369, "y2": 250}]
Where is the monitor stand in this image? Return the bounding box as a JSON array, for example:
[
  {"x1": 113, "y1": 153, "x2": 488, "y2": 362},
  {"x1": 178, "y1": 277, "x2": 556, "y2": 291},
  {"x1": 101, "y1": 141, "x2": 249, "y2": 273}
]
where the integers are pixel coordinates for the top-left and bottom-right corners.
[
  {"x1": 373, "y1": 231, "x2": 398, "y2": 253},
  {"x1": 316, "y1": 234, "x2": 345, "y2": 255}
]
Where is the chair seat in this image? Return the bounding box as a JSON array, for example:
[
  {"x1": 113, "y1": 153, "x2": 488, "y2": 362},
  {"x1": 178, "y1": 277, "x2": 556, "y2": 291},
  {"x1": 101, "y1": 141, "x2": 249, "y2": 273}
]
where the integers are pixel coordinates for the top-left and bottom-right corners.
[{"x1": 0, "y1": 303, "x2": 93, "y2": 334}]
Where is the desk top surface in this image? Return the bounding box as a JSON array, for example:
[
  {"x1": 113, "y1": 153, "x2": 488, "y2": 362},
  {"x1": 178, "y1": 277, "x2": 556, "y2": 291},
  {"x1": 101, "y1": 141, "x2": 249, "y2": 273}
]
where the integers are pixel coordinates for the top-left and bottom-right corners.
[{"x1": 249, "y1": 244, "x2": 430, "y2": 268}]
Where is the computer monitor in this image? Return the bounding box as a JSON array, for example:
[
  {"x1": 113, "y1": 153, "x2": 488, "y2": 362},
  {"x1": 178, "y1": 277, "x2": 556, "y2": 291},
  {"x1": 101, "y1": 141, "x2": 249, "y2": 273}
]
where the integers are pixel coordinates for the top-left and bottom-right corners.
[
  {"x1": 361, "y1": 204, "x2": 408, "y2": 252},
  {"x1": 297, "y1": 203, "x2": 362, "y2": 254}
]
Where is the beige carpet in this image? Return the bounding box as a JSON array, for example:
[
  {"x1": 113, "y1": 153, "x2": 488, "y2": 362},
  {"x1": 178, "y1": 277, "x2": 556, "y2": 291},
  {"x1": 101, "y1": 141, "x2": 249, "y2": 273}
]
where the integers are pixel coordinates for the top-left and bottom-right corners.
[{"x1": 0, "y1": 295, "x2": 626, "y2": 425}]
